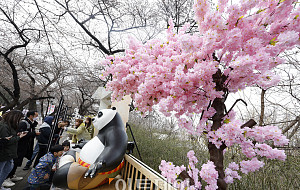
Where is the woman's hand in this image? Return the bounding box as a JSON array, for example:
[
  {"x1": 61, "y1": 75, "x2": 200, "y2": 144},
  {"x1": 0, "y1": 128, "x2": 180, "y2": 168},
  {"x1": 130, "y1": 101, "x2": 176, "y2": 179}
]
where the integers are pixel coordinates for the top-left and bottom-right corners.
[
  {"x1": 5, "y1": 136, "x2": 12, "y2": 140},
  {"x1": 19, "y1": 131, "x2": 28, "y2": 138}
]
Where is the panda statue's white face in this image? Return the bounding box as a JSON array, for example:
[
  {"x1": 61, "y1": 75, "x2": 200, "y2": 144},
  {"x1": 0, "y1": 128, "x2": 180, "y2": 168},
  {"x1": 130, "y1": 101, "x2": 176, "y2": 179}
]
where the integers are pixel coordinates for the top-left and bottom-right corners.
[{"x1": 93, "y1": 108, "x2": 117, "y2": 131}]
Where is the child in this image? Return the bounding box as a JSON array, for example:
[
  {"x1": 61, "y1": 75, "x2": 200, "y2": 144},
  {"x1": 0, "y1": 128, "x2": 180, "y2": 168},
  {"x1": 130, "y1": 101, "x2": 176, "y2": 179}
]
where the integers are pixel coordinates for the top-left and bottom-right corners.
[
  {"x1": 61, "y1": 140, "x2": 70, "y2": 153},
  {"x1": 49, "y1": 141, "x2": 70, "y2": 190},
  {"x1": 51, "y1": 141, "x2": 70, "y2": 172},
  {"x1": 27, "y1": 145, "x2": 64, "y2": 190}
]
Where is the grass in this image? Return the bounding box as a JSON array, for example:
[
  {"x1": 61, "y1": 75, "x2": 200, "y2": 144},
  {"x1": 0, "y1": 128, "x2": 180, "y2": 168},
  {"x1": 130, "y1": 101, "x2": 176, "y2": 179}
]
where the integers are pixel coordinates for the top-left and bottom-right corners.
[
  {"x1": 127, "y1": 122, "x2": 300, "y2": 190},
  {"x1": 228, "y1": 155, "x2": 300, "y2": 190}
]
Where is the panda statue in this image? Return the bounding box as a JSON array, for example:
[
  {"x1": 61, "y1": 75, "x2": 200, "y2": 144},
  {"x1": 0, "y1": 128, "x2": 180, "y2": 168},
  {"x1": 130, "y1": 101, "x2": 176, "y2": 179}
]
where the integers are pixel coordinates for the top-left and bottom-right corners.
[{"x1": 53, "y1": 107, "x2": 128, "y2": 189}]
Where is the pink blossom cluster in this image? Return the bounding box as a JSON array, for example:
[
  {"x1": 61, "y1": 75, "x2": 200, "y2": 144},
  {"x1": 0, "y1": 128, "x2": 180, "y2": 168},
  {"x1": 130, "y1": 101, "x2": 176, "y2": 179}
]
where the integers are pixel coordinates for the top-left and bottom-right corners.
[
  {"x1": 206, "y1": 118, "x2": 289, "y2": 159},
  {"x1": 200, "y1": 161, "x2": 218, "y2": 190},
  {"x1": 240, "y1": 157, "x2": 265, "y2": 174},
  {"x1": 240, "y1": 140, "x2": 256, "y2": 158},
  {"x1": 187, "y1": 151, "x2": 201, "y2": 189},
  {"x1": 192, "y1": 0, "x2": 299, "y2": 92},
  {"x1": 224, "y1": 162, "x2": 241, "y2": 184},
  {"x1": 159, "y1": 151, "x2": 201, "y2": 189},
  {"x1": 103, "y1": 37, "x2": 223, "y2": 118},
  {"x1": 102, "y1": 0, "x2": 299, "y2": 119},
  {"x1": 245, "y1": 126, "x2": 289, "y2": 146},
  {"x1": 159, "y1": 160, "x2": 186, "y2": 187},
  {"x1": 224, "y1": 159, "x2": 264, "y2": 183},
  {"x1": 177, "y1": 108, "x2": 215, "y2": 135},
  {"x1": 255, "y1": 143, "x2": 286, "y2": 160},
  {"x1": 242, "y1": 125, "x2": 289, "y2": 160},
  {"x1": 159, "y1": 151, "x2": 219, "y2": 189},
  {"x1": 101, "y1": 0, "x2": 299, "y2": 189},
  {"x1": 207, "y1": 119, "x2": 244, "y2": 148}
]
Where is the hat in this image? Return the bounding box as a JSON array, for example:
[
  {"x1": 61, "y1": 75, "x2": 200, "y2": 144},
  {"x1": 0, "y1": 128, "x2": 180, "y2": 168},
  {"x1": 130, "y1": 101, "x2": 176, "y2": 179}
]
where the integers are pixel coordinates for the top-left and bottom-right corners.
[{"x1": 44, "y1": 116, "x2": 54, "y2": 126}]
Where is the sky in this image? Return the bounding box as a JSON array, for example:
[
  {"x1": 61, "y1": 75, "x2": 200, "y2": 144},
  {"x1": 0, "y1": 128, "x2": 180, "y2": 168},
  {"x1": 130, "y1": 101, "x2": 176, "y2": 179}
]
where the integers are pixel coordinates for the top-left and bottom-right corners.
[{"x1": 1, "y1": 0, "x2": 299, "y2": 133}]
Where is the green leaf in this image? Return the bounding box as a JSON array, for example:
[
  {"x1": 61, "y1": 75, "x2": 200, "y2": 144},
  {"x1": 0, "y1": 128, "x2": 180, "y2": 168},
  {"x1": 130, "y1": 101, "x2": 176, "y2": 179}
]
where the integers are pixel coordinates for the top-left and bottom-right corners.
[
  {"x1": 278, "y1": 0, "x2": 286, "y2": 4},
  {"x1": 269, "y1": 37, "x2": 278, "y2": 46},
  {"x1": 224, "y1": 118, "x2": 230, "y2": 123},
  {"x1": 256, "y1": 8, "x2": 266, "y2": 14}
]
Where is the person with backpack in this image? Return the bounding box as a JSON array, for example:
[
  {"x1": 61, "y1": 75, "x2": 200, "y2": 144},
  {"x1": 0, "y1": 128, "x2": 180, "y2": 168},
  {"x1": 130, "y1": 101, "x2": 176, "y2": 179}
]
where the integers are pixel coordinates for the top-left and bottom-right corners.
[{"x1": 33, "y1": 116, "x2": 58, "y2": 168}]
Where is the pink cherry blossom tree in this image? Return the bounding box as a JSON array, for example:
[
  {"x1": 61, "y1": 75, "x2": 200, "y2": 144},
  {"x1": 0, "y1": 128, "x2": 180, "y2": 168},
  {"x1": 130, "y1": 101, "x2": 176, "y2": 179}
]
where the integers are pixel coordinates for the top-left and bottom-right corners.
[{"x1": 101, "y1": 0, "x2": 299, "y2": 189}]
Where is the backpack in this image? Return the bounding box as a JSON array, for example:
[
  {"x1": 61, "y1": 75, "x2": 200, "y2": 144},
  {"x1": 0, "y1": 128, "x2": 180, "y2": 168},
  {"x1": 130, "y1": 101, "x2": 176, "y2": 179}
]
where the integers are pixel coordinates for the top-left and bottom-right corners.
[{"x1": 20, "y1": 120, "x2": 31, "y2": 131}]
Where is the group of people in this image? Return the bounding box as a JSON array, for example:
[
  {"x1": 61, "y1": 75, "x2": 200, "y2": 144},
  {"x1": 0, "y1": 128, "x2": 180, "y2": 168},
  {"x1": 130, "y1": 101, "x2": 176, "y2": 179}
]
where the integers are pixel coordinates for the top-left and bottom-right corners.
[{"x1": 0, "y1": 110, "x2": 94, "y2": 190}]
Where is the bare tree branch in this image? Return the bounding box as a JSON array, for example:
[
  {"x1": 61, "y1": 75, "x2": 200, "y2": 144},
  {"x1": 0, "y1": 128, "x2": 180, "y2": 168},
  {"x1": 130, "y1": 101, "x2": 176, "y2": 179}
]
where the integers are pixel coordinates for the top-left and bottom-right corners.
[
  {"x1": 288, "y1": 121, "x2": 300, "y2": 139},
  {"x1": 282, "y1": 116, "x2": 300, "y2": 134},
  {"x1": 259, "y1": 89, "x2": 266, "y2": 126},
  {"x1": 54, "y1": 0, "x2": 121, "y2": 55}
]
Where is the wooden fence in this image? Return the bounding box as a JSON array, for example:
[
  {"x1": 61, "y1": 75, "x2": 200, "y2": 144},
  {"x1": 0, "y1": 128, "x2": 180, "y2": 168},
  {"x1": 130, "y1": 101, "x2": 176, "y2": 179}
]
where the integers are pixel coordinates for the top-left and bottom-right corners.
[{"x1": 119, "y1": 154, "x2": 176, "y2": 190}]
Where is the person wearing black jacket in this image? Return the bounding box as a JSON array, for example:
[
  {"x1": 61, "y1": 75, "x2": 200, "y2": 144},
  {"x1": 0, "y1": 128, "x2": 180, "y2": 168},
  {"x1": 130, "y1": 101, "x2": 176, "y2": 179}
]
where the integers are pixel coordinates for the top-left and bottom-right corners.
[
  {"x1": 33, "y1": 116, "x2": 58, "y2": 168},
  {"x1": 22, "y1": 111, "x2": 39, "y2": 162},
  {"x1": 6, "y1": 111, "x2": 39, "y2": 182},
  {"x1": 0, "y1": 110, "x2": 27, "y2": 190}
]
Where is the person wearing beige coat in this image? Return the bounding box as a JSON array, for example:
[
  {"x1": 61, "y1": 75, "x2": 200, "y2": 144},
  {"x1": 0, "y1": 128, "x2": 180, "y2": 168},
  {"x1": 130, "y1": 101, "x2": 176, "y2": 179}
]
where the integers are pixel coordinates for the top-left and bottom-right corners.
[{"x1": 64, "y1": 119, "x2": 91, "y2": 143}]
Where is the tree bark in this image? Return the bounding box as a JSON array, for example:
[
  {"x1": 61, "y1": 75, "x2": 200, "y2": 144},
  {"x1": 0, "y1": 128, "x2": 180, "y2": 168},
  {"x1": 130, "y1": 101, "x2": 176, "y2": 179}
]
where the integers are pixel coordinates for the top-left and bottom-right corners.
[
  {"x1": 40, "y1": 99, "x2": 44, "y2": 120},
  {"x1": 28, "y1": 77, "x2": 37, "y2": 110},
  {"x1": 288, "y1": 121, "x2": 300, "y2": 139},
  {"x1": 209, "y1": 69, "x2": 228, "y2": 190},
  {"x1": 21, "y1": 62, "x2": 37, "y2": 110},
  {"x1": 282, "y1": 116, "x2": 300, "y2": 134},
  {"x1": 0, "y1": 7, "x2": 30, "y2": 112},
  {"x1": 0, "y1": 91, "x2": 10, "y2": 104},
  {"x1": 210, "y1": 97, "x2": 227, "y2": 190},
  {"x1": 259, "y1": 89, "x2": 266, "y2": 126},
  {"x1": 0, "y1": 56, "x2": 21, "y2": 112}
]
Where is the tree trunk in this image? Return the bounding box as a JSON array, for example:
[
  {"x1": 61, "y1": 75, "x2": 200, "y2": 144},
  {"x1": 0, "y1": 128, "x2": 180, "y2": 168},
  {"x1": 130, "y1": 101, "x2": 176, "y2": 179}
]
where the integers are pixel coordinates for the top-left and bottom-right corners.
[
  {"x1": 40, "y1": 99, "x2": 44, "y2": 120},
  {"x1": 0, "y1": 57, "x2": 21, "y2": 112},
  {"x1": 28, "y1": 70, "x2": 36, "y2": 111},
  {"x1": 208, "y1": 69, "x2": 228, "y2": 190},
  {"x1": 210, "y1": 97, "x2": 227, "y2": 190},
  {"x1": 0, "y1": 90, "x2": 10, "y2": 105},
  {"x1": 28, "y1": 99, "x2": 37, "y2": 110}
]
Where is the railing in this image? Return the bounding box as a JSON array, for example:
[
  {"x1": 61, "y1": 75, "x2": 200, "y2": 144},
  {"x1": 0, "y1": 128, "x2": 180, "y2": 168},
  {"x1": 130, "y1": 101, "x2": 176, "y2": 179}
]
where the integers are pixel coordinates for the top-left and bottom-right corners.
[{"x1": 120, "y1": 154, "x2": 176, "y2": 190}]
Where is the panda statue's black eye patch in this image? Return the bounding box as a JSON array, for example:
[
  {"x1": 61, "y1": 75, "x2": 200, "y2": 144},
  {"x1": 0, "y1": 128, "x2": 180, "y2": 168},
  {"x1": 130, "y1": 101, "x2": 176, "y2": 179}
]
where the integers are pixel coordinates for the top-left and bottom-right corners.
[{"x1": 98, "y1": 112, "x2": 103, "y2": 118}]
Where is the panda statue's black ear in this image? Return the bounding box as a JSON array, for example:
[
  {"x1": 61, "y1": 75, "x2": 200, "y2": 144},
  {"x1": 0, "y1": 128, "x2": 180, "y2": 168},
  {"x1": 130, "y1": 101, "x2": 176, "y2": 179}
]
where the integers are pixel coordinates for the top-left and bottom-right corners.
[{"x1": 112, "y1": 107, "x2": 116, "y2": 110}]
